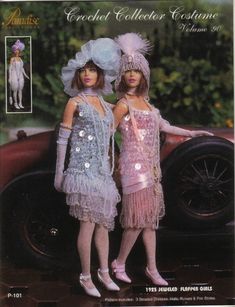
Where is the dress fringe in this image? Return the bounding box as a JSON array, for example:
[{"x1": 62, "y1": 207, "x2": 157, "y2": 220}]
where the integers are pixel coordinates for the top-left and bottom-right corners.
[
  {"x1": 62, "y1": 171, "x2": 120, "y2": 205},
  {"x1": 69, "y1": 204, "x2": 115, "y2": 231},
  {"x1": 120, "y1": 185, "x2": 165, "y2": 229}
]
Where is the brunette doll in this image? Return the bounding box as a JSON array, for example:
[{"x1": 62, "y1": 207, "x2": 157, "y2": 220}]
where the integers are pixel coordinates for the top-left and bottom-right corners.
[
  {"x1": 54, "y1": 38, "x2": 121, "y2": 297},
  {"x1": 111, "y1": 33, "x2": 213, "y2": 286}
]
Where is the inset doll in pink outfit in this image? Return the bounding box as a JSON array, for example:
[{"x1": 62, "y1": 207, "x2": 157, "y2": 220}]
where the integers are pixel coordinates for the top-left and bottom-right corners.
[{"x1": 111, "y1": 33, "x2": 213, "y2": 286}]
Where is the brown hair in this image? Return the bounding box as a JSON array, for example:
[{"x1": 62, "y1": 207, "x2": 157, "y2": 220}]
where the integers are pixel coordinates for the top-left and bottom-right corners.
[
  {"x1": 71, "y1": 60, "x2": 104, "y2": 90},
  {"x1": 117, "y1": 72, "x2": 148, "y2": 96}
]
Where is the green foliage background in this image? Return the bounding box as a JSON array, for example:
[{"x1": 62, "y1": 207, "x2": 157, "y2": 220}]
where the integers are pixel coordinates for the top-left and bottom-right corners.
[{"x1": 0, "y1": 0, "x2": 233, "y2": 142}]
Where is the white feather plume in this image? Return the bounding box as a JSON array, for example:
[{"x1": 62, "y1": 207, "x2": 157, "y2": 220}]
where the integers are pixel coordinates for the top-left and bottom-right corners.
[{"x1": 115, "y1": 33, "x2": 152, "y2": 56}]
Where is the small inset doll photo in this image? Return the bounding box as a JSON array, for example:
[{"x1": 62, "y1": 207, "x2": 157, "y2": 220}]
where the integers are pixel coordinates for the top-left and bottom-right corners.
[{"x1": 5, "y1": 36, "x2": 32, "y2": 113}]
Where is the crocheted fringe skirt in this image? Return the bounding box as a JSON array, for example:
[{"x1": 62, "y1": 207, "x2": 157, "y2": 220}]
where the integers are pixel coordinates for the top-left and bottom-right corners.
[
  {"x1": 68, "y1": 193, "x2": 118, "y2": 231},
  {"x1": 120, "y1": 185, "x2": 163, "y2": 230},
  {"x1": 63, "y1": 172, "x2": 120, "y2": 232}
]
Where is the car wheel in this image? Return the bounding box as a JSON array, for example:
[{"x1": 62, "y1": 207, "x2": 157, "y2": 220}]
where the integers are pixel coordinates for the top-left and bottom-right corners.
[
  {"x1": 1, "y1": 171, "x2": 79, "y2": 269},
  {"x1": 162, "y1": 136, "x2": 234, "y2": 229}
]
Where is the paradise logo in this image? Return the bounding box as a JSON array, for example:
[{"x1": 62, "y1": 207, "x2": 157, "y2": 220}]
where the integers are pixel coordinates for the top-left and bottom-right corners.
[{"x1": 2, "y1": 8, "x2": 39, "y2": 27}]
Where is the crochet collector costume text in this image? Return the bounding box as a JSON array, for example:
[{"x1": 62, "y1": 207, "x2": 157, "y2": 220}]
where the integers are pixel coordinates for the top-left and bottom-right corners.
[
  {"x1": 64, "y1": 6, "x2": 219, "y2": 22},
  {"x1": 64, "y1": 5, "x2": 222, "y2": 33}
]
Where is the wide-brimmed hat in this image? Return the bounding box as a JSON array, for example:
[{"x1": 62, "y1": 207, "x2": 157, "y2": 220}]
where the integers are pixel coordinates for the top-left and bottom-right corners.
[{"x1": 61, "y1": 38, "x2": 121, "y2": 97}]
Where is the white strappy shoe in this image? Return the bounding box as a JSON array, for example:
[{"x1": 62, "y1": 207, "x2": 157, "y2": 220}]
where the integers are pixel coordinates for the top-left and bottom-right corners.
[
  {"x1": 79, "y1": 273, "x2": 101, "y2": 298},
  {"x1": 97, "y1": 268, "x2": 120, "y2": 291},
  {"x1": 14, "y1": 102, "x2": 20, "y2": 109},
  {"x1": 18, "y1": 102, "x2": 24, "y2": 109}
]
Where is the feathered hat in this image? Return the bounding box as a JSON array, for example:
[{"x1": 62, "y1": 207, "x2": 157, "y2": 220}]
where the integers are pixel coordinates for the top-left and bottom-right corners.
[
  {"x1": 12, "y1": 39, "x2": 25, "y2": 52},
  {"x1": 114, "y1": 33, "x2": 152, "y2": 96},
  {"x1": 61, "y1": 38, "x2": 121, "y2": 97}
]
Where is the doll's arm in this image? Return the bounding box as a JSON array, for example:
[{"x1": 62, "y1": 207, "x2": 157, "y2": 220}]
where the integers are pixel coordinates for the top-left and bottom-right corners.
[
  {"x1": 54, "y1": 99, "x2": 77, "y2": 192},
  {"x1": 113, "y1": 99, "x2": 129, "y2": 128},
  {"x1": 22, "y1": 67, "x2": 30, "y2": 79},
  {"x1": 159, "y1": 116, "x2": 213, "y2": 137},
  {"x1": 61, "y1": 98, "x2": 77, "y2": 129},
  {"x1": 8, "y1": 59, "x2": 13, "y2": 83},
  {"x1": 8, "y1": 64, "x2": 12, "y2": 83}
]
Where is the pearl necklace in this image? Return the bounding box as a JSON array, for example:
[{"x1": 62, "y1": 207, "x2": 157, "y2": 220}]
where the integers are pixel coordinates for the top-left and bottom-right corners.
[{"x1": 80, "y1": 92, "x2": 115, "y2": 176}]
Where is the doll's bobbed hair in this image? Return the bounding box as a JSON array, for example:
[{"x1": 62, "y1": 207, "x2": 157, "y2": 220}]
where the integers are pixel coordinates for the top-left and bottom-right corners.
[{"x1": 71, "y1": 60, "x2": 104, "y2": 91}]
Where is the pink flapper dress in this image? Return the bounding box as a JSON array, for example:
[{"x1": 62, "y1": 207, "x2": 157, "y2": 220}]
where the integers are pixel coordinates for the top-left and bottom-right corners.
[{"x1": 118, "y1": 99, "x2": 171, "y2": 229}]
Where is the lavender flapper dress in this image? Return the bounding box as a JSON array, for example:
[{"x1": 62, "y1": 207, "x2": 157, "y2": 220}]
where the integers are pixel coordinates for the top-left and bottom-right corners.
[
  {"x1": 62, "y1": 95, "x2": 120, "y2": 231},
  {"x1": 118, "y1": 99, "x2": 171, "y2": 229},
  {"x1": 9, "y1": 58, "x2": 25, "y2": 91}
]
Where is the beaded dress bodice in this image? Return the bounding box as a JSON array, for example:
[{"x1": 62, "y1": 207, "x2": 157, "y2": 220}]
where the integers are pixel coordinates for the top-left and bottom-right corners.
[
  {"x1": 12, "y1": 59, "x2": 23, "y2": 74},
  {"x1": 67, "y1": 99, "x2": 113, "y2": 177},
  {"x1": 118, "y1": 101, "x2": 163, "y2": 195}
]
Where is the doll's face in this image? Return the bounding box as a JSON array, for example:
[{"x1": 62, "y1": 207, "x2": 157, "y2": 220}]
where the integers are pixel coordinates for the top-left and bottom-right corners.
[
  {"x1": 14, "y1": 49, "x2": 20, "y2": 56},
  {"x1": 124, "y1": 70, "x2": 142, "y2": 88},
  {"x1": 79, "y1": 66, "x2": 98, "y2": 88}
]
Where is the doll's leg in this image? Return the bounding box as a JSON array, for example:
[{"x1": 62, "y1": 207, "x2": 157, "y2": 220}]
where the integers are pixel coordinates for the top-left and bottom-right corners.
[
  {"x1": 94, "y1": 224, "x2": 110, "y2": 281},
  {"x1": 142, "y1": 228, "x2": 168, "y2": 286},
  {"x1": 9, "y1": 89, "x2": 13, "y2": 105},
  {"x1": 116, "y1": 228, "x2": 142, "y2": 265},
  {"x1": 94, "y1": 224, "x2": 119, "y2": 290},
  {"x1": 77, "y1": 221, "x2": 96, "y2": 289},
  {"x1": 18, "y1": 89, "x2": 24, "y2": 108},
  {"x1": 13, "y1": 90, "x2": 20, "y2": 109},
  {"x1": 111, "y1": 228, "x2": 141, "y2": 283},
  {"x1": 142, "y1": 228, "x2": 157, "y2": 271}
]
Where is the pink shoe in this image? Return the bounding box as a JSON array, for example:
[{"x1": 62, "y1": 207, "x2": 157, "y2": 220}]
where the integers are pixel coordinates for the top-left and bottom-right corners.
[
  {"x1": 145, "y1": 267, "x2": 168, "y2": 286},
  {"x1": 111, "y1": 259, "x2": 132, "y2": 283}
]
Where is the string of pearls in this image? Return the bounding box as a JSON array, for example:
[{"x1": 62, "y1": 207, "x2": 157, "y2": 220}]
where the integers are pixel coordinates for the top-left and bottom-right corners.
[{"x1": 81, "y1": 93, "x2": 115, "y2": 176}]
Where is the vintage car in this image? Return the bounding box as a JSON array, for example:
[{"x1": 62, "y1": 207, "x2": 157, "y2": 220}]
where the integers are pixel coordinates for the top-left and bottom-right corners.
[{"x1": 0, "y1": 126, "x2": 233, "y2": 268}]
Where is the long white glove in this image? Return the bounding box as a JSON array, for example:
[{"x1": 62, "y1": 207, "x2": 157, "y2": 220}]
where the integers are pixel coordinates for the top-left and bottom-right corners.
[
  {"x1": 190, "y1": 130, "x2": 214, "y2": 137},
  {"x1": 159, "y1": 117, "x2": 213, "y2": 137},
  {"x1": 54, "y1": 126, "x2": 71, "y2": 192},
  {"x1": 8, "y1": 63, "x2": 12, "y2": 83}
]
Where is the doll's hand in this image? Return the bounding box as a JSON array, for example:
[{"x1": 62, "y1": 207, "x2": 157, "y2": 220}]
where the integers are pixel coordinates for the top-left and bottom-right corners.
[
  {"x1": 54, "y1": 172, "x2": 64, "y2": 192},
  {"x1": 191, "y1": 130, "x2": 214, "y2": 137}
]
